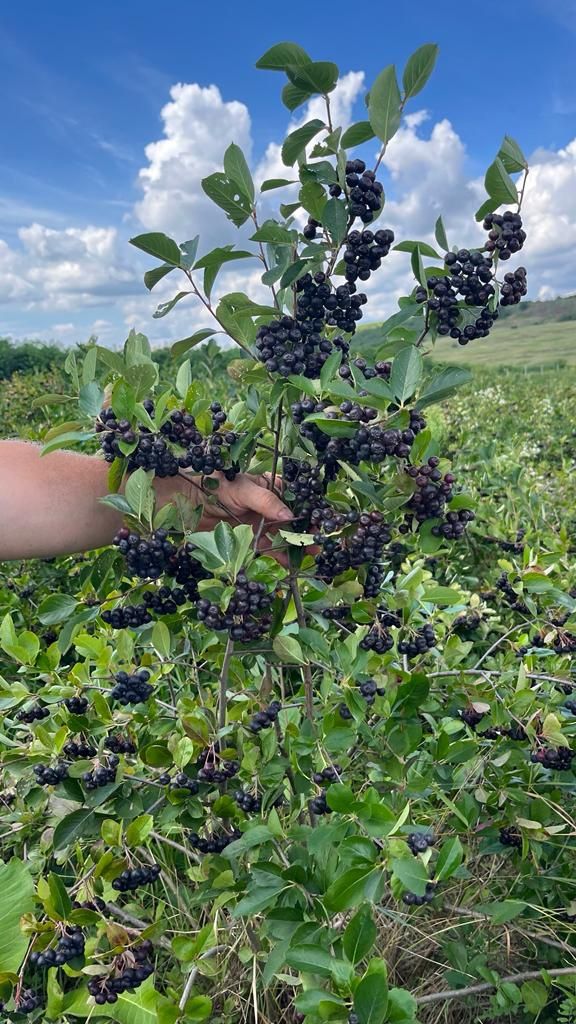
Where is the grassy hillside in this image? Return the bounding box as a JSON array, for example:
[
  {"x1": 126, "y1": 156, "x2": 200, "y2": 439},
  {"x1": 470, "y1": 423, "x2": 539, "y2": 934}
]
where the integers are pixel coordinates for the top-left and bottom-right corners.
[{"x1": 357, "y1": 294, "x2": 576, "y2": 367}]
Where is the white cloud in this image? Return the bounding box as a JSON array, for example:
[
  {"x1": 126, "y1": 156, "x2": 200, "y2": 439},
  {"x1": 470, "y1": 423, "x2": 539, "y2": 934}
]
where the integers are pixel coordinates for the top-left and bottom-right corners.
[
  {"x1": 1, "y1": 74, "x2": 576, "y2": 344},
  {"x1": 0, "y1": 224, "x2": 140, "y2": 315},
  {"x1": 134, "y1": 82, "x2": 252, "y2": 246}
]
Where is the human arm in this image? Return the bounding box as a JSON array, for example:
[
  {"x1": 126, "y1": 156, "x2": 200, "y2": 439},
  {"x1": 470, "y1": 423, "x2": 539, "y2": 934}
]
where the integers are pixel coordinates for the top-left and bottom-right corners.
[{"x1": 0, "y1": 441, "x2": 292, "y2": 561}]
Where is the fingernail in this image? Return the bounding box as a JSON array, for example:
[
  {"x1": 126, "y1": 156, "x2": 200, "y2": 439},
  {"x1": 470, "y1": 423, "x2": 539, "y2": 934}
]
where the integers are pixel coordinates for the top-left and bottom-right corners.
[{"x1": 278, "y1": 509, "x2": 293, "y2": 521}]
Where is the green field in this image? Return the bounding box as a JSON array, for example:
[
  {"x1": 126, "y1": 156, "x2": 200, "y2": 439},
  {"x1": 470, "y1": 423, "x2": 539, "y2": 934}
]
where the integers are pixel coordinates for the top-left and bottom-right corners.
[{"x1": 357, "y1": 294, "x2": 576, "y2": 367}]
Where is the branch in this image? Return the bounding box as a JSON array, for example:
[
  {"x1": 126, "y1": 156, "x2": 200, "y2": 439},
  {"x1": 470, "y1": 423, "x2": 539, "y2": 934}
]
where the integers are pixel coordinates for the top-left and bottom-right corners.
[
  {"x1": 517, "y1": 167, "x2": 530, "y2": 213},
  {"x1": 103, "y1": 903, "x2": 171, "y2": 951},
  {"x1": 373, "y1": 98, "x2": 407, "y2": 175},
  {"x1": 416, "y1": 966, "x2": 576, "y2": 1007},
  {"x1": 178, "y1": 946, "x2": 227, "y2": 1011},
  {"x1": 289, "y1": 574, "x2": 315, "y2": 723},
  {"x1": 218, "y1": 636, "x2": 235, "y2": 731},
  {"x1": 251, "y1": 209, "x2": 280, "y2": 311},
  {"x1": 182, "y1": 269, "x2": 254, "y2": 358}
]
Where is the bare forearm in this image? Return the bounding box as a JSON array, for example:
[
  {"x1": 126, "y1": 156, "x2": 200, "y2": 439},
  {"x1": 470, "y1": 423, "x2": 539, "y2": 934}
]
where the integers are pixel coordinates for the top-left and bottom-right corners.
[{"x1": 0, "y1": 441, "x2": 179, "y2": 561}]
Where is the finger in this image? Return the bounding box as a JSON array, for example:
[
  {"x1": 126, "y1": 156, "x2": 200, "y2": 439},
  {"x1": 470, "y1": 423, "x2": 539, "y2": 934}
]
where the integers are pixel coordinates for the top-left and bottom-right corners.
[
  {"x1": 238, "y1": 476, "x2": 293, "y2": 523},
  {"x1": 259, "y1": 471, "x2": 284, "y2": 496}
]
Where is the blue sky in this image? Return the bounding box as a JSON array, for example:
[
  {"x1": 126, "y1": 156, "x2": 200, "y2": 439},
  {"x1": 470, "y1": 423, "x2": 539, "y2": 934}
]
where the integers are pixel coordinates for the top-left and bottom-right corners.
[{"x1": 1, "y1": 0, "x2": 575, "y2": 345}]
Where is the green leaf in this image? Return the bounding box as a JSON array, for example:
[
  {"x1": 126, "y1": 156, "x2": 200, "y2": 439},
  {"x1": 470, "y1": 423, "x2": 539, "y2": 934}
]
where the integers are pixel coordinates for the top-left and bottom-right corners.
[
  {"x1": 129, "y1": 232, "x2": 182, "y2": 266},
  {"x1": 484, "y1": 157, "x2": 518, "y2": 205},
  {"x1": 435, "y1": 837, "x2": 464, "y2": 881},
  {"x1": 123, "y1": 362, "x2": 159, "y2": 401},
  {"x1": 391, "y1": 857, "x2": 429, "y2": 897},
  {"x1": 153, "y1": 290, "x2": 191, "y2": 319},
  {"x1": 521, "y1": 980, "x2": 548, "y2": 1015},
  {"x1": 250, "y1": 222, "x2": 295, "y2": 244},
  {"x1": 260, "y1": 177, "x2": 297, "y2": 192},
  {"x1": 353, "y1": 963, "x2": 388, "y2": 1024},
  {"x1": 282, "y1": 119, "x2": 326, "y2": 166},
  {"x1": 421, "y1": 585, "x2": 461, "y2": 605},
  {"x1": 325, "y1": 783, "x2": 356, "y2": 812},
  {"x1": 387, "y1": 987, "x2": 418, "y2": 1023},
  {"x1": 171, "y1": 329, "x2": 219, "y2": 359},
  {"x1": 82, "y1": 345, "x2": 97, "y2": 385},
  {"x1": 434, "y1": 215, "x2": 449, "y2": 252},
  {"x1": 224, "y1": 142, "x2": 255, "y2": 203},
  {"x1": 475, "y1": 900, "x2": 527, "y2": 924},
  {"x1": 280, "y1": 259, "x2": 311, "y2": 289},
  {"x1": 256, "y1": 41, "x2": 311, "y2": 70},
  {"x1": 402, "y1": 43, "x2": 439, "y2": 99},
  {"x1": 194, "y1": 247, "x2": 257, "y2": 299},
  {"x1": 233, "y1": 883, "x2": 285, "y2": 917},
  {"x1": 499, "y1": 135, "x2": 528, "y2": 174},
  {"x1": 46, "y1": 969, "x2": 65, "y2": 1019},
  {"x1": 343, "y1": 906, "x2": 377, "y2": 964},
  {"x1": 100, "y1": 494, "x2": 132, "y2": 516},
  {"x1": 152, "y1": 620, "x2": 171, "y2": 659},
  {"x1": 273, "y1": 635, "x2": 306, "y2": 664},
  {"x1": 416, "y1": 366, "x2": 472, "y2": 409},
  {"x1": 341, "y1": 121, "x2": 376, "y2": 147},
  {"x1": 323, "y1": 197, "x2": 348, "y2": 244},
  {"x1": 394, "y1": 240, "x2": 440, "y2": 259},
  {"x1": 304, "y1": 414, "x2": 357, "y2": 437},
  {"x1": 324, "y1": 867, "x2": 384, "y2": 912},
  {"x1": 183, "y1": 995, "x2": 213, "y2": 1021},
  {"x1": 282, "y1": 82, "x2": 314, "y2": 111},
  {"x1": 101, "y1": 977, "x2": 163, "y2": 1024},
  {"x1": 201, "y1": 173, "x2": 252, "y2": 227},
  {"x1": 231, "y1": 523, "x2": 254, "y2": 579},
  {"x1": 390, "y1": 346, "x2": 423, "y2": 403},
  {"x1": 320, "y1": 348, "x2": 343, "y2": 389},
  {"x1": 126, "y1": 814, "x2": 154, "y2": 847},
  {"x1": 31, "y1": 393, "x2": 74, "y2": 409},
  {"x1": 38, "y1": 594, "x2": 79, "y2": 625},
  {"x1": 224, "y1": 825, "x2": 274, "y2": 858},
  {"x1": 176, "y1": 359, "x2": 192, "y2": 399},
  {"x1": 0, "y1": 860, "x2": 34, "y2": 972},
  {"x1": 295, "y1": 990, "x2": 347, "y2": 1015},
  {"x1": 286, "y1": 945, "x2": 335, "y2": 978},
  {"x1": 410, "y1": 245, "x2": 427, "y2": 287},
  {"x1": 125, "y1": 468, "x2": 155, "y2": 525},
  {"x1": 475, "y1": 196, "x2": 500, "y2": 222},
  {"x1": 300, "y1": 180, "x2": 327, "y2": 221},
  {"x1": 368, "y1": 65, "x2": 402, "y2": 146},
  {"x1": 78, "y1": 381, "x2": 104, "y2": 418},
  {"x1": 48, "y1": 871, "x2": 72, "y2": 919},
  {"x1": 286, "y1": 61, "x2": 339, "y2": 95},
  {"x1": 144, "y1": 263, "x2": 175, "y2": 291},
  {"x1": 53, "y1": 809, "x2": 104, "y2": 851},
  {"x1": 179, "y1": 236, "x2": 200, "y2": 268}
]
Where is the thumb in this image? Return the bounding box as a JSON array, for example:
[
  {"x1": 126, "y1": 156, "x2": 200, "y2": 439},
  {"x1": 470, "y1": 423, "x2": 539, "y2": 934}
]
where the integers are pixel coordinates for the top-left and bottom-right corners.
[{"x1": 242, "y1": 478, "x2": 293, "y2": 523}]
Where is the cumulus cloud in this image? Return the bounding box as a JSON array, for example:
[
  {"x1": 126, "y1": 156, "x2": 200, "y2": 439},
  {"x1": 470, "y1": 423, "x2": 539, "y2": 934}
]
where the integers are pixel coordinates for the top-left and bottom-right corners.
[
  {"x1": 0, "y1": 224, "x2": 140, "y2": 316},
  {"x1": 1, "y1": 73, "x2": 576, "y2": 343},
  {"x1": 134, "y1": 82, "x2": 252, "y2": 246}
]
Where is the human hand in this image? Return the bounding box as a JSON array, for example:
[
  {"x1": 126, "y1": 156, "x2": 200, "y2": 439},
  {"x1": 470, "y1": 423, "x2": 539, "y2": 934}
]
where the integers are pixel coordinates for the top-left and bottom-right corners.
[{"x1": 175, "y1": 472, "x2": 294, "y2": 564}]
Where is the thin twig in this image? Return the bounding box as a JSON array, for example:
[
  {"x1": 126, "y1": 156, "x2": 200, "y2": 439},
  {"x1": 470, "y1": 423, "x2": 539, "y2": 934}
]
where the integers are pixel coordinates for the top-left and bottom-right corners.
[
  {"x1": 103, "y1": 903, "x2": 170, "y2": 950},
  {"x1": 182, "y1": 269, "x2": 254, "y2": 358},
  {"x1": 218, "y1": 637, "x2": 235, "y2": 731},
  {"x1": 251, "y1": 210, "x2": 280, "y2": 311},
  {"x1": 178, "y1": 946, "x2": 227, "y2": 1011},
  {"x1": 289, "y1": 574, "x2": 314, "y2": 723},
  {"x1": 416, "y1": 966, "x2": 576, "y2": 1006}
]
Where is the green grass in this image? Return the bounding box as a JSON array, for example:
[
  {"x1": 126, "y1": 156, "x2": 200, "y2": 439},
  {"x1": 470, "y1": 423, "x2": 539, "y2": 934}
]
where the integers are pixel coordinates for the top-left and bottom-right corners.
[
  {"x1": 424, "y1": 319, "x2": 576, "y2": 367},
  {"x1": 357, "y1": 316, "x2": 576, "y2": 367}
]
